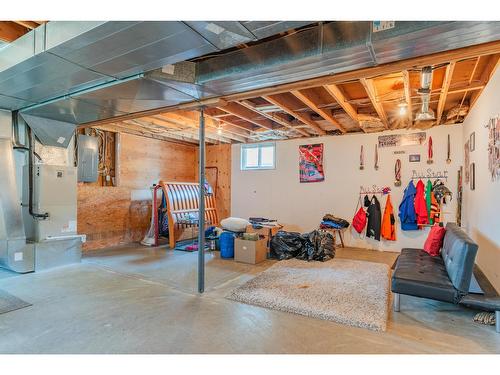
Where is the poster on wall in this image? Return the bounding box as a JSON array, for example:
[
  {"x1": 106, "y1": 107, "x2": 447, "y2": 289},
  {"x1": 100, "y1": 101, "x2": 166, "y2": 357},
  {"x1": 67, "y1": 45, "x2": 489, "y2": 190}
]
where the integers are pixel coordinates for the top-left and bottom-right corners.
[
  {"x1": 299, "y1": 143, "x2": 324, "y2": 183},
  {"x1": 378, "y1": 132, "x2": 426, "y2": 148},
  {"x1": 487, "y1": 115, "x2": 500, "y2": 181}
]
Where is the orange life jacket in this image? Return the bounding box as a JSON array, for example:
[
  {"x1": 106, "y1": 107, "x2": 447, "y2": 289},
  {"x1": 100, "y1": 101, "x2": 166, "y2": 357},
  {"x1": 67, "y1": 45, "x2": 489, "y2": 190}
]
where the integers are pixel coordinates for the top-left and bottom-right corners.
[{"x1": 381, "y1": 194, "x2": 396, "y2": 241}]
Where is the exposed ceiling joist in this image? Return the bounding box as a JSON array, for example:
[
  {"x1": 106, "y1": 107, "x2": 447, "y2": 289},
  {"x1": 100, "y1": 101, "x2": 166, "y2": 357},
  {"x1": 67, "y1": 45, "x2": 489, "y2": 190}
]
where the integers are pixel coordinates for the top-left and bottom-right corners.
[
  {"x1": 322, "y1": 84, "x2": 358, "y2": 130},
  {"x1": 0, "y1": 21, "x2": 29, "y2": 42},
  {"x1": 217, "y1": 102, "x2": 275, "y2": 130},
  {"x1": 13, "y1": 21, "x2": 39, "y2": 30},
  {"x1": 360, "y1": 78, "x2": 389, "y2": 129},
  {"x1": 155, "y1": 112, "x2": 234, "y2": 143},
  {"x1": 436, "y1": 62, "x2": 456, "y2": 125},
  {"x1": 291, "y1": 89, "x2": 346, "y2": 133},
  {"x1": 401, "y1": 70, "x2": 413, "y2": 127},
  {"x1": 469, "y1": 54, "x2": 500, "y2": 110},
  {"x1": 238, "y1": 99, "x2": 309, "y2": 136},
  {"x1": 262, "y1": 94, "x2": 326, "y2": 135}
]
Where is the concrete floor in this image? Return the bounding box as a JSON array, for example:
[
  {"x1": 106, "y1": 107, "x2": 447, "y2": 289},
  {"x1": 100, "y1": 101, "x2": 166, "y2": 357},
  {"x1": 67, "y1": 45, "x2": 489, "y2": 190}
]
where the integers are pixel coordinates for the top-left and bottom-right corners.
[{"x1": 0, "y1": 245, "x2": 499, "y2": 354}]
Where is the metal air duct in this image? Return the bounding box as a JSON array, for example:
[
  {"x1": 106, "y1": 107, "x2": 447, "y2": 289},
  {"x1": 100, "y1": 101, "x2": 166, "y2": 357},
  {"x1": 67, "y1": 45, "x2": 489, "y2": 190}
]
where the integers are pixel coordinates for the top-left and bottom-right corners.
[{"x1": 415, "y1": 66, "x2": 436, "y2": 121}]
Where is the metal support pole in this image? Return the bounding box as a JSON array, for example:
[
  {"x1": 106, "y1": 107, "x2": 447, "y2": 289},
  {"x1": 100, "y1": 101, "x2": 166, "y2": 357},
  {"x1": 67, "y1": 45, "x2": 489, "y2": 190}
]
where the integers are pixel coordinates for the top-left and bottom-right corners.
[
  {"x1": 197, "y1": 108, "x2": 206, "y2": 294},
  {"x1": 393, "y1": 293, "x2": 400, "y2": 312}
]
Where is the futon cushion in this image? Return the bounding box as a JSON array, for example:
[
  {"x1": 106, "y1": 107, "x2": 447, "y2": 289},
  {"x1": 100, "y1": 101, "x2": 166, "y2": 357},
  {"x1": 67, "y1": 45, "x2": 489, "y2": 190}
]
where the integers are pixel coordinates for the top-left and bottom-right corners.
[
  {"x1": 441, "y1": 223, "x2": 478, "y2": 293},
  {"x1": 423, "y1": 225, "x2": 446, "y2": 256},
  {"x1": 391, "y1": 248, "x2": 459, "y2": 303}
]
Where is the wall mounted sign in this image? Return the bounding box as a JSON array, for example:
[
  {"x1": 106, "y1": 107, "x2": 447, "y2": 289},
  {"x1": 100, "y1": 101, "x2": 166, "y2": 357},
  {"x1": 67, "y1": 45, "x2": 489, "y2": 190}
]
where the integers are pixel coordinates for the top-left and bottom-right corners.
[
  {"x1": 393, "y1": 150, "x2": 406, "y2": 155},
  {"x1": 411, "y1": 169, "x2": 449, "y2": 180},
  {"x1": 409, "y1": 154, "x2": 421, "y2": 162},
  {"x1": 299, "y1": 143, "x2": 324, "y2": 183},
  {"x1": 378, "y1": 132, "x2": 426, "y2": 148},
  {"x1": 486, "y1": 115, "x2": 500, "y2": 181}
]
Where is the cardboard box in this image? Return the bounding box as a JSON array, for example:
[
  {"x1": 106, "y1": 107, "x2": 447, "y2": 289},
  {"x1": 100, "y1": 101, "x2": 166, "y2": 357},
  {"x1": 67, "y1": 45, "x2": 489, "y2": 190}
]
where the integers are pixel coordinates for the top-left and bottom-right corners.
[
  {"x1": 234, "y1": 238, "x2": 268, "y2": 264},
  {"x1": 245, "y1": 224, "x2": 282, "y2": 237}
]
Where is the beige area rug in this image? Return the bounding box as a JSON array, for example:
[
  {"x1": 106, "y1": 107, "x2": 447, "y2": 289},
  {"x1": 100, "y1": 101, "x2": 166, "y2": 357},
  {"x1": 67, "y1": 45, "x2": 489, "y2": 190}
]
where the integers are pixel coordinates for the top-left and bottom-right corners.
[{"x1": 227, "y1": 258, "x2": 390, "y2": 331}]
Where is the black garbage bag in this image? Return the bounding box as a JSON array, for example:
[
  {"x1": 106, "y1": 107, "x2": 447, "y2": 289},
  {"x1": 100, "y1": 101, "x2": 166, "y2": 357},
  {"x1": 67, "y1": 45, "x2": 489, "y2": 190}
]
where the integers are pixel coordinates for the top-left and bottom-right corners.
[
  {"x1": 297, "y1": 230, "x2": 335, "y2": 262},
  {"x1": 270, "y1": 231, "x2": 305, "y2": 260}
]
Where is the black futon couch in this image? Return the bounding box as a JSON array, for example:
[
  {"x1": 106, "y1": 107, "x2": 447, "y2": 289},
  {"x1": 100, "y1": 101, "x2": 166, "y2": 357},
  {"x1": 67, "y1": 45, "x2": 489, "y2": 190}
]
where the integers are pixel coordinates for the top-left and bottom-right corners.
[{"x1": 391, "y1": 223, "x2": 500, "y2": 333}]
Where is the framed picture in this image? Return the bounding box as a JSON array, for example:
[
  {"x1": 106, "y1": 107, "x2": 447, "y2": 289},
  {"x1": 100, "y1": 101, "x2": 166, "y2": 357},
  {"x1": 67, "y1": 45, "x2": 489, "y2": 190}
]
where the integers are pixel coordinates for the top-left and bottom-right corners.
[
  {"x1": 469, "y1": 132, "x2": 476, "y2": 152},
  {"x1": 409, "y1": 154, "x2": 420, "y2": 162},
  {"x1": 470, "y1": 163, "x2": 475, "y2": 190}
]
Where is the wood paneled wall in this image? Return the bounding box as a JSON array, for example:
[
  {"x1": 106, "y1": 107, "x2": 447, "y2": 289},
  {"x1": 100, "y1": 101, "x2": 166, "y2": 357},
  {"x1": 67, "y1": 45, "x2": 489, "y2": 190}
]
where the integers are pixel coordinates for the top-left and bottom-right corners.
[
  {"x1": 78, "y1": 133, "x2": 197, "y2": 251},
  {"x1": 205, "y1": 144, "x2": 232, "y2": 220}
]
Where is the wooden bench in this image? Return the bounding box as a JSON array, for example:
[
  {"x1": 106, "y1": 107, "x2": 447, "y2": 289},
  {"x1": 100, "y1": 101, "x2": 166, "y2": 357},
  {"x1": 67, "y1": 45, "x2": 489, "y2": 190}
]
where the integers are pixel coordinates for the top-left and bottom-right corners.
[{"x1": 159, "y1": 181, "x2": 219, "y2": 249}]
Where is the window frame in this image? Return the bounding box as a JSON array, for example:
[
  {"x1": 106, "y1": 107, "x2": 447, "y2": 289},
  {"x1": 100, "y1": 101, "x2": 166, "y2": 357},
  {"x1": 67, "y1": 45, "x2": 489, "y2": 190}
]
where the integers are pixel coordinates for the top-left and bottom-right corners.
[{"x1": 240, "y1": 142, "x2": 276, "y2": 171}]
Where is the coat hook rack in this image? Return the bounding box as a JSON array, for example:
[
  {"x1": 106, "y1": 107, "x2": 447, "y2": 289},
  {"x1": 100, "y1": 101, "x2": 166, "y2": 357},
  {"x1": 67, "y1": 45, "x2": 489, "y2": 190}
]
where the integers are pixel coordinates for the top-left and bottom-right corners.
[{"x1": 359, "y1": 185, "x2": 391, "y2": 195}]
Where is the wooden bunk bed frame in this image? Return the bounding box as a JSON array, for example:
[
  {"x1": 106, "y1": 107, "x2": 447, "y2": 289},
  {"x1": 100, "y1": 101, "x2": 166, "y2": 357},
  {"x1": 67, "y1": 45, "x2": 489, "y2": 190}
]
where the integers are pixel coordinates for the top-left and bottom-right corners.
[{"x1": 159, "y1": 181, "x2": 219, "y2": 250}]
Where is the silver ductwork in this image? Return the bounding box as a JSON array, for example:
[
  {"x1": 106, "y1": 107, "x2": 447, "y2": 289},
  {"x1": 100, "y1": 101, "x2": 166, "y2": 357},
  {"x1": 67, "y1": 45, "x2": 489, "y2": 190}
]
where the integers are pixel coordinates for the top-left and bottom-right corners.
[
  {"x1": 416, "y1": 66, "x2": 436, "y2": 121},
  {"x1": 0, "y1": 21, "x2": 312, "y2": 122},
  {"x1": 0, "y1": 21, "x2": 499, "y2": 125}
]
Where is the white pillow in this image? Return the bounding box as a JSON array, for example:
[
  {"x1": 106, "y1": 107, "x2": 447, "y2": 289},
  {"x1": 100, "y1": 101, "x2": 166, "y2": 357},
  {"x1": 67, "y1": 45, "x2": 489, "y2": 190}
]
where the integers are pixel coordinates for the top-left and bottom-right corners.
[{"x1": 220, "y1": 217, "x2": 250, "y2": 233}]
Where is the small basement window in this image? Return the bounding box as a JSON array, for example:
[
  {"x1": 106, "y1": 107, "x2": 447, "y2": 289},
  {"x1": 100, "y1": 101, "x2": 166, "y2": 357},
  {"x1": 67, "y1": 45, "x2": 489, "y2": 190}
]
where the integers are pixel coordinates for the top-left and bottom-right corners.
[{"x1": 241, "y1": 143, "x2": 276, "y2": 170}]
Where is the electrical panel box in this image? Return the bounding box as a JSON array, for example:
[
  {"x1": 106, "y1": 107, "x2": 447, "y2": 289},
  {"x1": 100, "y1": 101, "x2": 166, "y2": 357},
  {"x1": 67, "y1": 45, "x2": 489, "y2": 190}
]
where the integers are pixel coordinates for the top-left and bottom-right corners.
[
  {"x1": 77, "y1": 134, "x2": 98, "y2": 182},
  {"x1": 23, "y1": 165, "x2": 77, "y2": 242}
]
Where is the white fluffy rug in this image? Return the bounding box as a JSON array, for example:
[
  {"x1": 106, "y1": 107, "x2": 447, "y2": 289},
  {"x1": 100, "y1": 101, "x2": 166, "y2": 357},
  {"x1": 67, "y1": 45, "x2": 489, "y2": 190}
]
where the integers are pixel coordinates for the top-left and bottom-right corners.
[{"x1": 227, "y1": 258, "x2": 390, "y2": 331}]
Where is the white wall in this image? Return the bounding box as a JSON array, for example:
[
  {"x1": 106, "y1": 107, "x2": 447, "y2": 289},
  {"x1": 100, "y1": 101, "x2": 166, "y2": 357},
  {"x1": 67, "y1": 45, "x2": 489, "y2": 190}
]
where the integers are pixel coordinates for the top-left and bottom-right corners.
[
  {"x1": 232, "y1": 125, "x2": 463, "y2": 252},
  {"x1": 461, "y1": 67, "x2": 500, "y2": 292}
]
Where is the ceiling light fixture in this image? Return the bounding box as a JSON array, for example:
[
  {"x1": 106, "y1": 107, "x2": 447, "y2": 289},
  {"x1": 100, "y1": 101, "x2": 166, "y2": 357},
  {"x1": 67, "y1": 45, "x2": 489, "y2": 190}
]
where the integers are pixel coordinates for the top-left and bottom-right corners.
[{"x1": 398, "y1": 101, "x2": 408, "y2": 116}]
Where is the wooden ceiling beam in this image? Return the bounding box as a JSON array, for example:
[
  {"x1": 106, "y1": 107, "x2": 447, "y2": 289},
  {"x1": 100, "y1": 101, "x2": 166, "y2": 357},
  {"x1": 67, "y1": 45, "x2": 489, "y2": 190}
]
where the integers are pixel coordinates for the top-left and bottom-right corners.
[
  {"x1": 360, "y1": 78, "x2": 389, "y2": 129},
  {"x1": 469, "y1": 54, "x2": 500, "y2": 110},
  {"x1": 262, "y1": 94, "x2": 326, "y2": 135},
  {"x1": 80, "y1": 42, "x2": 500, "y2": 130},
  {"x1": 291, "y1": 89, "x2": 346, "y2": 133},
  {"x1": 322, "y1": 84, "x2": 359, "y2": 131},
  {"x1": 96, "y1": 122, "x2": 200, "y2": 146},
  {"x1": 13, "y1": 21, "x2": 39, "y2": 30},
  {"x1": 0, "y1": 21, "x2": 29, "y2": 42},
  {"x1": 436, "y1": 62, "x2": 456, "y2": 125},
  {"x1": 217, "y1": 102, "x2": 275, "y2": 130},
  {"x1": 238, "y1": 99, "x2": 309, "y2": 136},
  {"x1": 401, "y1": 70, "x2": 413, "y2": 127},
  {"x1": 155, "y1": 113, "x2": 234, "y2": 144}
]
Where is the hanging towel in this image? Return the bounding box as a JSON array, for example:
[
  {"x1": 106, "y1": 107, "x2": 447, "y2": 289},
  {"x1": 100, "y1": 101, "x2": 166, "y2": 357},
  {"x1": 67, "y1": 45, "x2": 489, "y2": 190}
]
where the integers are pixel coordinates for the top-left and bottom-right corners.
[
  {"x1": 415, "y1": 180, "x2": 429, "y2": 226},
  {"x1": 381, "y1": 194, "x2": 396, "y2": 241},
  {"x1": 399, "y1": 181, "x2": 418, "y2": 230},
  {"x1": 425, "y1": 179, "x2": 433, "y2": 224},
  {"x1": 366, "y1": 195, "x2": 381, "y2": 241}
]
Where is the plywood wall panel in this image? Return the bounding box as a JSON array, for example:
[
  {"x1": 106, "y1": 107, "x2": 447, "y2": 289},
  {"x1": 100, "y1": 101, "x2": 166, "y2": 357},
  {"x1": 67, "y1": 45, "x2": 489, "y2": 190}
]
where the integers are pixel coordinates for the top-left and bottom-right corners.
[
  {"x1": 78, "y1": 133, "x2": 198, "y2": 251},
  {"x1": 205, "y1": 144, "x2": 232, "y2": 220},
  {"x1": 119, "y1": 133, "x2": 197, "y2": 189}
]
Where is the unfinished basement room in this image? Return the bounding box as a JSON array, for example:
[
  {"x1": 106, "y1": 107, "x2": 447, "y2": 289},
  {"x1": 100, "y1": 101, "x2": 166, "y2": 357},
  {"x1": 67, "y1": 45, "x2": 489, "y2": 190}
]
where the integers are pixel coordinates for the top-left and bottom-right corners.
[{"x1": 1, "y1": 3, "x2": 500, "y2": 370}]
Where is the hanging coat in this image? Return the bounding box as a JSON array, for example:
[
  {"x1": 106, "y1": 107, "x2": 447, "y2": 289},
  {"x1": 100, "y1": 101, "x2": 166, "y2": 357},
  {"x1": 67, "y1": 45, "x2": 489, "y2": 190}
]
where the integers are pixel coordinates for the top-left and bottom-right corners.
[
  {"x1": 425, "y1": 180, "x2": 433, "y2": 224},
  {"x1": 366, "y1": 195, "x2": 381, "y2": 241},
  {"x1": 399, "y1": 181, "x2": 418, "y2": 230},
  {"x1": 430, "y1": 192, "x2": 441, "y2": 224},
  {"x1": 381, "y1": 194, "x2": 396, "y2": 241},
  {"x1": 414, "y1": 180, "x2": 429, "y2": 226}
]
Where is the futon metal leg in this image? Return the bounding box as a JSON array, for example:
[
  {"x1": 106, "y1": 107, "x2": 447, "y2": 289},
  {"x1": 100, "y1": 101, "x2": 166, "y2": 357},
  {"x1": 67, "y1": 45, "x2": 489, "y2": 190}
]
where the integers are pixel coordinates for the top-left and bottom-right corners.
[
  {"x1": 393, "y1": 293, "x2": 400, "y2": 312},
  {"x1": 496, "y1": 311, "x2": 500, "y2": 333}
]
